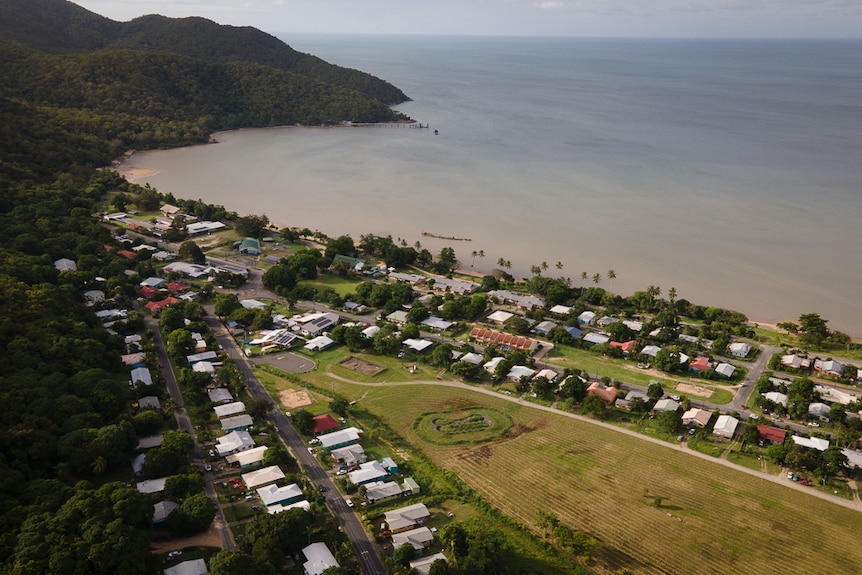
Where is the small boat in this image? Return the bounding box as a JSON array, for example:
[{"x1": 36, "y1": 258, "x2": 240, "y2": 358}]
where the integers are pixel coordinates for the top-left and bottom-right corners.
[{"x1": 434, "y1": 129, "x2": 439, "y2": 135}]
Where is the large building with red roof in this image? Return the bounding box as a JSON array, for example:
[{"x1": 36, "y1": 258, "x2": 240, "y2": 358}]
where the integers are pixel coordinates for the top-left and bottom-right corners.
[
  {"x1": 469, "y1": 327, "x2": 538, "y2": 352},
  {"x1": 145, "y1": 297, "x2": 180, "y2": 313}
]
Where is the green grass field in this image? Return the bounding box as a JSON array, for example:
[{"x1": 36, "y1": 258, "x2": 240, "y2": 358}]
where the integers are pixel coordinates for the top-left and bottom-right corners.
[
  {"x1": 297, "y1": 274, "x2": 365, "y2": 297},
  {"x1": 316, "y1": 380, "x2": 862, "y2": 575}
]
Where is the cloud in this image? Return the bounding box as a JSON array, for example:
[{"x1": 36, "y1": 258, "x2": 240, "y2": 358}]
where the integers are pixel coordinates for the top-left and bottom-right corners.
[{"x1": 536, "y1": 1, "x2": 565, "y2": 8}]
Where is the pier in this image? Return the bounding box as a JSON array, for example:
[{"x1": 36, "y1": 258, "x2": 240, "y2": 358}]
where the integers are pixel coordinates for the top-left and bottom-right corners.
[{"x1": 346, "y1": 121, "x2": 430, "y2": 129}]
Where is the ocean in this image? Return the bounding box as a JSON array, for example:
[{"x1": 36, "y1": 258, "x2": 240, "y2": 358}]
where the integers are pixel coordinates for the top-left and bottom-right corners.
[{"x1": 119, "y1": 36, "x2": 862, "y2": 335}]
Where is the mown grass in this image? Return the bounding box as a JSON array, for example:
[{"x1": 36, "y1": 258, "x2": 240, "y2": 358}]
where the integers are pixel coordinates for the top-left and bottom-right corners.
[
  {"x1": 297, "y1": 274, "x2": 364, "y2": 297},
  {"x1": 323, "y1": 382, "x2": 862, "y2": 575}
]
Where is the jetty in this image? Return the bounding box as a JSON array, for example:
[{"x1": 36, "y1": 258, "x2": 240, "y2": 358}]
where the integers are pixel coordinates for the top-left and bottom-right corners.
[
  {"x1": 421, "y1": 231, "x2": 472, "y2": 242},
  {"x1": 345, "y1": 121, "x2": 430, "y2": 129}
]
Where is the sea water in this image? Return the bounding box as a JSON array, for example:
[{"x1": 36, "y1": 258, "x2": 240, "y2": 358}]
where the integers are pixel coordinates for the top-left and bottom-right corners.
[{"x1": 120, "y1": 36, "x2": 862, "y2": 335}]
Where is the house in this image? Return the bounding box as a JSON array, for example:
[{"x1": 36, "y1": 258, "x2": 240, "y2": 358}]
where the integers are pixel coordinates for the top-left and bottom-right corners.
[
  {"x1": 763, "y1": 391, "x2": 789, "y2": 406},
  {"x1": 791, "y1": 435, "x2": 830, "y2": 451},
  {"x1": 130, "y1": 367, "x2": 152, "y2": 386},
  {"x1": 138, "y1": 434, "x2": 164, "y2": 450},
  {"x1": 361, "y1": 325, "x2": 381, "y2": 339},
  {"x1": 410, "y1": 554, "x2": 448, "y2": 575},
  {"x1": 365, "y1": 481, "x2": 404, "y2": 504},
  {"x1": 131, "y1": 453, "x2": 146, "y2": 476},
  {"x1": 311, "y1": 414, "x2": 341, "y2": 436},
  {"x1": 549, "y1": 304, "x2": 572, "y2": 315},
  {"x1": 164, "y1": 262, "x2": 210, "y2": 278},
  {"x1": 349, "y1": 461, "x2": 388, "y2": 485},
  {"x1": 391, "y1": 526, "x2": 434, "y2": 551},
  {"x1": 486, "y1": 310, "x2": 514, "y2": 324},
  {"x1": 403, "y1": 338, "x2": 434, "y2": 352},
  {"x1": 319, "y1": 427, "x2": 363, "y2": 449},
  {"x1": 343, "y1": 301, "x2": 367, "y2": 312},
  {"x1": 597, "y1": 315, "x2": 619, "y2": 327},
  {"x1": 381, "y1": 457, "x2": 398, "y2": 474},
  {"x1": 534, "y1": 368, "x2": 558, "y2": 383},
  {"x1": 208, "y1": 387, "x2": 234, "y2": 404},
  {"x1": 583, "y1": 332, "x2": 610, "y2": 345},
  {"x1": 117, "y1": 249, "x2": 136, "y2": 259},
  {"x1": 506, "y1": 365, "x2": 536, "y2": 381},
  {"x1": 728, "y1": 342, "x2": 751, "y2": 358},
  {"x1": 653, "y1": 398, "x2": 680, "y2": 413},
  {"x1": 402, "y1": 477, "x2": 420, "y2": 495},
  {"x1": 302, "y1": 542, "x2": 339, "y2": 575},
  {"x1": 122, "y1": 352, "x2": 147, "y2": 366},
  {"x1": 140, "y1": 277, "x2": 167, "y2": 288},
  {"x1": 153, "y1": 500, "x2": 178, "y2": 526},
  {"x1": 83, "y1": 289, "x2": 106, "y2": 304},
  {"x1": 421, "y1": 316, "x2": 454, "y2": 331},
  {"x1": 242, "y1": 465, "x2": 285, "y2": 490},
  {"x1": 715, "y1": 363, "x2": 736, "y2": 378},
  {"x1": 214, "y1": 402, "x2": 246, "y2": 419},
  {"x1": 220, "y1": 414, "x2": 254, "y2": 433},
  {"x1": 688, "y1": 356, "x2": 711, "y2": 372},
  {"x1": 239, "y1": 237, "x2": 261, "y2": 256},
  {"x1": 841, "y1": 449, "x2": 862, "y2": 470},
  {"x1": 160, "y1": 204, "x2": 182, "y2": 216},
  {"x1": 258, "y1": 483, "x2": 304, "y2": 507},
  {"x1": 563, "y1": 325, "x2": 584, "y2": 339},
  {"x1": 577, "y1": 311, "x2": 596, "y2": 324},
  {"x1": 54, "y1": 257, "x2": 77, "y2": 271},
  {"x1": 470, "y1": 327, "x2": 539, "y2": 352},
  {"x1": 96, "y1": 308, "x2": 127, "y2": 322},
  {"x1": 226, "y1": 445, "x2": 267, "y2": 468},
  {"x1": 586, "y1": 381, "x2": 618, "y2": 403},
  {"x1": 533, "y1": 320, "x2": 557, "y2": 336},
  {"x1": 152, "y1": 250, "x2": 176, "y2": 262},
  {"x1": 713, "y1": 415, "x2": 739, "y2": 439},
  {"x1": 781, "y1": 353, "x2": 810, "y2": 369},
  {"x1": 808, "y1": 402, "x2": 831, "y2": 421},
  {"x1": 640, "y1": 345, "x2": 661, "y2": 357},
  {"x1": 268, "y1": 500, "x2": 311, "y2": 514},
  {"x1": 483, "y1": 357, "x2": 505, "y2": 374},
  {"x1": 389, "y1": 272, "x2": 426, "y2": 285},
  {"x1": 163, "y1": 559, "x2": 208, "y2": 575},
  {"x1": 240, "y1": 299, "x2": 267, "y2": 310},
  {"x1": 186, "y1": 220, "x2": 226, "y2": 235},
  {"x1": 623, "y1": 319, "x2": 643, "y2": 332},
  {"x1": 296, "y1": 312, "x2": 340, "y2": 336},
  {"x1": 138, "y1": 396, "x2": 162, "y2": 412},
  {"x1": 136, "y1": 477, "x2": 167, "y2": 494},
  {"x1": 756, "y1": 425, "x2": 787, "y2": 444},
  {"x1": 487, "y1": 290, "x2": 545, "y2": 310},
  {"x1": 384, "y1": 503, "x2": 431, "y2": 533},
  {"x1": 166, "y1": 282, "x2": 191, "y2": 293},
  {"x1": 330, "y1": 445, "x2": 368, "y2": 466},
  {"x1": 615, "y1": 390, "x2": 651, "y2": 411},
  {"x1": 459, "y1": 352, "x2": 484, "y2": 365},
  {"x1": 609, "y1": 340, "x2": 637, "y2": 354},
  {"x1": 187, "y1": 350, "x2": 219, "y2": 365},
  {"x1": 304, "y1": 335, "x2": 334, "y2": 352},
  {"x1": 386, "y1": 310, "x2": 410, "y2": 324},
  {"x1": 682, "y1": 408, "x2": 712, "y2": 428},
  {"x1": 814, "y1": 359, "x2": 844, "y2": 377},
  {"x1": 213, "y1": 263, "x2": 249, "y2": 279},
  {"x1": 145, "y1": 297, "x2": 180, "y2": 313},
  {"x1": 429, "y1": 276, "x2": 479, "y2": 295},
  {"x1": 137, "y1": 286, "x2": 159, "y2": 298},
  {"x1": 216, "y1": 430, "x2": 255, "y2": 456},
  {"x1": 814, "y1": 384, "x2": 860, "y2": 405}
]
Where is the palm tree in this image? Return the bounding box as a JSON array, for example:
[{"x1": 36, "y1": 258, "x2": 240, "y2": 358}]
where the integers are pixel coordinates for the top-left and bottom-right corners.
[
  {"x1": 668, "y1": 286, "x2": 677, "y2": 304},
  {"x1": 581, "y1": 271, "x2": 588, "y2": 285},
  {"x1": 530, "y1": 265, "x2": 542, "y2": 276},
  {"x1": 478, "y1": 250, "x2": 486, "y2": 267},
  {"x1": 471, "y1": 250, "x2": 478, "y2": 267},
  {"x1": 541, "y1": 261, "x2": 549, "y2": 272},
  {"x1": 556, "y1": 261, "x2": 563, "y2": 270},
  {"x1": 497, "y1": 257, "x2": 506, "y2": 268},
  {"x1": 592, "y1": 272, "x2": 602, "y2": 285},
  {"x1": 505, "y1": 260, "x2": 512, "y2": 270}
]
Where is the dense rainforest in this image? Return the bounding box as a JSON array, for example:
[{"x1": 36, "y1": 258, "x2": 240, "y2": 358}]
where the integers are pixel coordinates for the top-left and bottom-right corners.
[
  {"x1": 0, "y1": 0, "x2": 409, "y2": 181},
  {"x1": 0, "y1": 2, "x2": 411, "y2": 572}
]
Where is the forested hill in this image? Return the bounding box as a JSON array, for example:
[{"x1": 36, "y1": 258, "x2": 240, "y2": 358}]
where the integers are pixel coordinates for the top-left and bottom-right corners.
[
  {"x1": 0, "y1": 0, "x2": 411, "y2": 180},
  {"x1": 0, "y1": 0, "x2": 409, "y2": 104}
]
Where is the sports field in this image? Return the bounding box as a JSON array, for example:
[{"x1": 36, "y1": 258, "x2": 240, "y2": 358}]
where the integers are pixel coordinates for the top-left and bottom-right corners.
[{"x1": 332, "y1": 381, "x2": 862, "y2": 575}]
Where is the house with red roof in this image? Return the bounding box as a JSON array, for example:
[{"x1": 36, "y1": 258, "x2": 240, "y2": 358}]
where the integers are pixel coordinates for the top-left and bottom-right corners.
[
  {"x1": 609, "y1": 340, "x2": 637, "y2": 354},
  {"x1": 145, "y1": 297, "x2": 180, "y2": 313},
  {"x1": 688, "y1": 357, "x2": 711, "y2": 372},
  {"x1": 756, "y1": 425, "x2": 787, "y2": 445},
  {"x1": 137, "y1": 286, "x2": 159, "y2": 298},
  {"x1": 166, "y1": 282, "x2": 191, "y2": 293},
  {"x1": 118, "y1": 249, "x2": 136, "y2": 259},
  {"x1": 586, "y1": 381, "x2": 619, "y2": 403},
  {"x1": 311, "y1": 414, "x2": 340, "y2": 436},
  {"x1": 469, "y1": 327, "x2": 539, "y2": 352}
]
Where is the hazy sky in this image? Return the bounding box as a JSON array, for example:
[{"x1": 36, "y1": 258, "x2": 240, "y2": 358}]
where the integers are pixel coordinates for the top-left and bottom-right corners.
[{"x1": 72, "y1": 0, "x2": 861, "y2": 38}]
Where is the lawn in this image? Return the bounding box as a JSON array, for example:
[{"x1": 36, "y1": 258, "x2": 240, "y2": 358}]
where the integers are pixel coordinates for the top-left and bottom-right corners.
[
  {"x1": 297, "y1": 274, "x2": 364, "y2": 297},
  {"x1": 321, "y1": 381, "x2": 862, "y2": 575}
]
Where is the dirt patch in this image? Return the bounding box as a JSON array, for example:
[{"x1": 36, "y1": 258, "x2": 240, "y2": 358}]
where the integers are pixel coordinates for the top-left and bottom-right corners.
[
  {"x1": 505, "y1": 423, "x2": 535, "y2": 439},
  {"x1": 150, "y1": 525, "x2": 222, "y2": 553},
  {"x1": 340, "y1": 356, "x2": 384, "y2": 376},
  {"x1": 676, "y1": 383, "x2": 713, "y2": 398},
  {"x1": 279, "y1": 388, "x2": 314, "y2": 409}
]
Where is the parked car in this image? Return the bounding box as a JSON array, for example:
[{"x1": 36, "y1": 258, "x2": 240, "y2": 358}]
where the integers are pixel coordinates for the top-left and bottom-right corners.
[
  {"x1": 309, "y1": 438, "x2": 320, "y2": 445},
  {"x1": 204, "y1": 464, "x2": 212, "y2": 472},
  {"x1": 345, "y1": 498, "x2": 354, "y2": 508},
  {"x1": 337, "y1": 469, "x2": 348, "y2": 476},
  {"x1": 308, "y1": 447, "x2": 315, "y2": 454},
  {"x1": 208, "y1": 449, "x2": 216, "y2": 457}
]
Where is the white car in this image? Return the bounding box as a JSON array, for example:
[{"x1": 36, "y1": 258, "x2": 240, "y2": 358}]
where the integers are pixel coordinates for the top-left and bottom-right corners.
[
  {"x1": 309, "y1": 438, "x2": 320, "y2": 445},
  {"x1": 345, "y1": 498, "x2": 354, "y2": 508}
]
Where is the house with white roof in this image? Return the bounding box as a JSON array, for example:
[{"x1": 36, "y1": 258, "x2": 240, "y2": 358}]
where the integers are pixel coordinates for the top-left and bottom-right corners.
[
  {"x1": 304, "y1": 335, "x2": 334, "y2": 352},
  {"x1": 389, "y1": 272, "x2": 426, "y2": 285},
  {"x1": 187, "y1": 350, "x2": 218, "y2": 364},
  {"x1": 384, "y1": 503, "x2": 431, "y2": 533},
  {"x1": 713, "y1": 415, "x2": 739, "y2": 439},
  {"x1": 421, "y1": 316, "x2": 454, "y2": 330},
  {"x1": 808, "y1": 402, "x2": 831, "y2": 421},
  {"x1": 488, "y1": 290, "x2": 545, "y2": 310},
  {"x1": 221, "y1": 414, "x2": 253, "y2": 433},
  {"x1": 653, "y1": 398, "x2": 680, "y2": 413},
  {"x1": 506, "y1": 365, "x2": 536, "y2": 381},
  {"x1": 391, "y1": 526, "x2": 434, "y2": 551},
  {"x1": 682, "y1": 408, "x2": 713, "y2": 428},
  {"x1": 268, "y1": 500, "x2": 311, "y2": 514},
  {"x1": 319, "y1": 427, "x2": 363, "y2": 449},
  {"x1": 430, "y1": 276, "x2": 479, "y2": 295},
  {"x1": 130, "y1": 366, "x2": 152, "y2": 386},
  {"x1": 549, "y1": 305, "x2": 572, "y2": 315},
  {"x1": 814, "y1": 359, "x2": 844, "y2": 377},
  {"x1": 715, "y1": 363, "x2": 736, "y2": 378},
  {"x1": 403, "y1": 338, "x2": 434, "y2": 352},
  {"x1": 815, "y1": 385, "x2": 860, "y2": 405},
  {"x1": 216, "y1": 430, "x2": 255, "y2": 456},
  {"x1": 258, "y1": 483, "x2": 304, "y2": 507},
  {"x1": 728, "y1": 342, "x2": 751, "y2": 357},
  {"x1": 362, "y1": 325, "x2": 381, "y2": 338},
  {"x1": 242, "y1": 465, "x2": 285, "y2": 490},
  {"x1": 483, "y1": 356, "x2": 505, "y2": 374},
  {"x1": 534, "y1": 368, "x2": 558, "y2": 382},
  {"x1": 764, "y1": 391, "x2": 789, "y2": 406},
  {"x1": 163, "y1": 558, "x2": 208, "y2": 575},
  {"x1": 226, "y1": 445, "x2": 267, "y2": 468},
  {"x1": 240, "y1": 299, "x2": 267, "y2": 310},
  {"x1": 302, "y1": 542, "x2": 339, "y2": 575},
  {"x1": 214, "y1": 402, "x2": 246, "y2": 419},
  {"x1": 486, "y1": 310, "x2": 514, "y2": 324},
  {"x1": 208, "y1": 387, "x2": 233, "y2": 404},
  {"x1": 349, "y1": 461, "x2": 388, "y2": 485},
  {"x1": 577, "y1": 311, "x2": 596, "y2": 324},
  {"x1": 532, "y1": 320, "x2": 557, "y2": 336},
  {"x1": 792, "y1": 435, "x2": 830, "y2": 451},
  {"x1": 386, "y1": 310, "x2": 409, "y2": 324},
  {"x1": 583, "y1": 332, "x2": 610, "y2": 345},
  {"x1": 640, "y1": 345, "x2": 661, "y2": 357},
  {"x1": 54, "y1": 258, "x2": 77, "y2": 271},
  {"x1": 365, "y1": 481, "x2": 405, "y2": 504},
  {"x1": 136, "y1": 477, "x2": 167, "y2": 494},
  {"x1": 410, "y1": 554, "x2": 448, "y2": 575},
  {"x1": 330, "y1": 444, "x2": 368, "y2": 466},
  {"x1": 460, "y1": 352, "x2": 484, "y2": 365}
]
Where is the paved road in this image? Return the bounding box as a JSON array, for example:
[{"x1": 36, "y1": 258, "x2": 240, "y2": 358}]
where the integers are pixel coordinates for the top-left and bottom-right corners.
[
  {"x1": 204, "y1": 310, "x2": 386, "y2": 575},
  {"x1": 144, "y1": 313, "x2": 236, "y2": 551}
]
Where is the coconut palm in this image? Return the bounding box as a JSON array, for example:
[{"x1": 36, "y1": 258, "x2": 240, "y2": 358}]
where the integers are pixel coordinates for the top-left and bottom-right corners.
[
  {"x1": 498, "y1": 257, "x2": 506, "y2": 267},
  {"x1": 541, "y1": 261, "x2": 549, "y2": 272},
  {"x1": 668, "y1": 286, "x2": 677, "y2": 304},
  {"x1": 556, "y1": 261, "x2": 563, "y2": 270},
  {"x1": 471, "y1": 250, "x2": 478, "y2": 267},
  {"x1": 592, "y1": 272, "x2": 602, "y2": 285}
]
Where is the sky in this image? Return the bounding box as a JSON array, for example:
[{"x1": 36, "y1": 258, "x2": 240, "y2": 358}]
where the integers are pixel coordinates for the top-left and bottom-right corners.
[{"x1": 72, "y1": 0, "x2": 862, "y2": 38}]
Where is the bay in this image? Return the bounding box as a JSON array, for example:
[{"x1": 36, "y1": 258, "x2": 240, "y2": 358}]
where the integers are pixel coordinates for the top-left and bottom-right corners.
[{"x1": 119, "y1": 36, "x2": 862, "y2": 335}]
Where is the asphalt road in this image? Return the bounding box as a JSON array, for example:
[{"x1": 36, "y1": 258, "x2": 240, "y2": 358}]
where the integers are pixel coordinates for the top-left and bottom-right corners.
[{"x1": 204, "y1": 310, "x2": 386, "y2": 575}]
